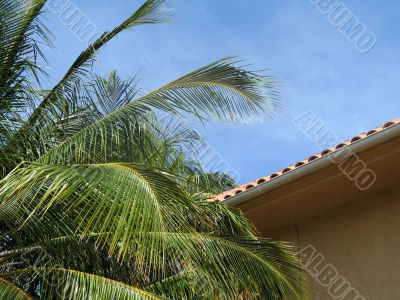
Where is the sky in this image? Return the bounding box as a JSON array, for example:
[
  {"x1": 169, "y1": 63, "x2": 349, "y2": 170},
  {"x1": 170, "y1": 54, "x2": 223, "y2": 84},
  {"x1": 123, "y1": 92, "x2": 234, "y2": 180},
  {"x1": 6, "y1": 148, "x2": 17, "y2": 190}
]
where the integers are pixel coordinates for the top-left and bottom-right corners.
[{"x1": 43, "y1": 0, "x2": 400, "y2": 185}]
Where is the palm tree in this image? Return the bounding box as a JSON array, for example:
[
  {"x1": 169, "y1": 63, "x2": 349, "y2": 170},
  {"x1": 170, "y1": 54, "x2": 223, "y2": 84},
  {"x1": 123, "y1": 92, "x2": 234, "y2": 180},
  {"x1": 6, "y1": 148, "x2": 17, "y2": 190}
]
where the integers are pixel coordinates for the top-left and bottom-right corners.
[{"x1": 0, "y1": 0, "x2": 307, "y2": 299}]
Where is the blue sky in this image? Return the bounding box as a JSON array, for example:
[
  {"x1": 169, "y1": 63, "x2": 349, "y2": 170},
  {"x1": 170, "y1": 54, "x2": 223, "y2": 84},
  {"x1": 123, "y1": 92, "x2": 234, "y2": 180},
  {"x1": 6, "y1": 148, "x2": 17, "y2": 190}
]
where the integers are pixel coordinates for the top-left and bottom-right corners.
[{"x1": 44, "y1": 0, "x2": 399, "y2": 184}]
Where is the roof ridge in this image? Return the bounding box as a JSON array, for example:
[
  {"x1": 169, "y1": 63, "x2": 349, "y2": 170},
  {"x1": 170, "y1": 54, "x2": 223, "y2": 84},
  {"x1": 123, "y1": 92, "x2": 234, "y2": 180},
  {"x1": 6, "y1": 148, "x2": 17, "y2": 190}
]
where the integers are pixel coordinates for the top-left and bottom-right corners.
[{"x1": 212, "y1": 118, "x2": 400, "y2": 202}]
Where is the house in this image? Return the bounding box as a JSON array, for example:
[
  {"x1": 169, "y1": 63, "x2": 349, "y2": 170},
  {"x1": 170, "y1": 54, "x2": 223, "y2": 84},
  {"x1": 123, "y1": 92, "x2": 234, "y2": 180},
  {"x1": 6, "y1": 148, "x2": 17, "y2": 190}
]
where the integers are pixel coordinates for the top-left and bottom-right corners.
[{"x1": 213, "y1": 118, "x2": 400, "y2": 300}]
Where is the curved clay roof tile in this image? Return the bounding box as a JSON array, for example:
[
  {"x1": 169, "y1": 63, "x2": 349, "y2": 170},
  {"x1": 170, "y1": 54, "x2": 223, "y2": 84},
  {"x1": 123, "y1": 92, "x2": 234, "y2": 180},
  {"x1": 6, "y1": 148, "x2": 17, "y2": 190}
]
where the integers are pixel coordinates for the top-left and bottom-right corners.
[{"x1": 210, "y1": 118, "x2": 400, "y2": 202}]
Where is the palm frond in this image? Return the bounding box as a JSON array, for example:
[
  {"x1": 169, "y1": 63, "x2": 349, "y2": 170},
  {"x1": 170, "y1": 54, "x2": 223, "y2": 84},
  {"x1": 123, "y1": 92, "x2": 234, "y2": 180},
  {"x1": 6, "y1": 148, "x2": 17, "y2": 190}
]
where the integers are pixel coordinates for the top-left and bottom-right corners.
[
  {"x1": 0, "y1": 0, "x2": 50, "y2": 144},
  {"x1": 37, "y1": 59, "x2": 279, "y2": 167},
  {"x1": 34, "y1": 72, "x2": 141, "y2": 144},
  {"x1": 138, "y1": 57, "x2": 280, "y2": 122},
  {"x1": 0, "y1": 0, "x2": 171, "y2": 174},
  {"x1": 13, "y1": 267, "x2": 167, "y2": 299},
  {"x1": 0, "y1": 1, "x2": 307, "y2": 298},
  {"x1": 184, "y1": 171, "x2": 237, "y2": 194},
  {"x1": 88, "y1": 71, "x2": 141, "y2": 117},
  {"x1": 0, "y1": 161, "x2": 305, "y2": 298},
  {"x1": 27, "y1": 0, "x2": 171, "y2": 125},
  {"x1": 0, "y1": 163, "x2": 200, "y2": 262},
  {"x1": 141, "y1": 232, "x2": 305, "y2": 300},
  {"x1": 0, "y1": 277, "x2": 32, "y2": 299}
]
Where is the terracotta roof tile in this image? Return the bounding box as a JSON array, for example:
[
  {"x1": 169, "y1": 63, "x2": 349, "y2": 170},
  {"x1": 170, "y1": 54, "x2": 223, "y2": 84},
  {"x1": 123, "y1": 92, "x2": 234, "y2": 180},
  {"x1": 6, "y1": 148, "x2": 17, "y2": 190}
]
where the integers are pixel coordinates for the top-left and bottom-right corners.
[{"x1": 212, "y1": 118, "x2": 400, "y2": 202}]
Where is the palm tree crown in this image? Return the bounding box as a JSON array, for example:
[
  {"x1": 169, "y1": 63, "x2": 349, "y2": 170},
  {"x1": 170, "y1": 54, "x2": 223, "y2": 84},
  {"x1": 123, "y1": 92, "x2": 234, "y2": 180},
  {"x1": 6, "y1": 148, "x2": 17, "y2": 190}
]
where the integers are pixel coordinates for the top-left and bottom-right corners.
[{"x1": 0, "y1": 0, "x2": 306, "y2": 299}]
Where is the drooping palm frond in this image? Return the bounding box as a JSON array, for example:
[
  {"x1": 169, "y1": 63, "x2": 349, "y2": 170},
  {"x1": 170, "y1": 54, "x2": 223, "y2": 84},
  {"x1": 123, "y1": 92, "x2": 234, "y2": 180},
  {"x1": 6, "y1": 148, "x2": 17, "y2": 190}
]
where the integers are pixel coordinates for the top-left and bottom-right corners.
[
  {"x1": 0, "y1": 233, "x2": 149, "y2": 289},
  {"x1": 40, "y1": 71, "x2": 141, "y2": 143},
  {"x1": 143, "y1": 233, "x2": 306, "y2": 300},
  {"x1": 0, "y1": 0, "x2": 308, "y2": 298},
  {"x1": 10, "y1": 268, "x2": 166, "y2": 300},
  {"x1": 0, "y1": 0, "x2": 49, "y2": 74},
  {"x1": 35, "y1": 58, "x2": 279, "y2": 167},
  {"x1": 0, "y1": 162, "x2": 201, "y2": 262},
  {"x1": 0, "y1": 161, "x2": 252, "y2": 254},
  {"x1": 0, "y1": 162, "x2": 305, "y2": 299},
  {"x1": 24, "y1": 0, "x2": 171, "y2": 128},
  {"x1": 0, "y1": 0, "x2": 50, "y2": 144},
  {"x1": 141, "y1": 57, "x2": 281, "y2": 121},
  {"x1": 140, "y1": 115, "x2": 206, "y2": 174},
  {"x1": 184, "y1": 171, "x2": 237, "y2": 194},
  {"x1": 0, "y1": 277, "x2": 32, "y2": 300},
  {"x1": 0, "y1": 0, "x2": 172, "y2": 175}
]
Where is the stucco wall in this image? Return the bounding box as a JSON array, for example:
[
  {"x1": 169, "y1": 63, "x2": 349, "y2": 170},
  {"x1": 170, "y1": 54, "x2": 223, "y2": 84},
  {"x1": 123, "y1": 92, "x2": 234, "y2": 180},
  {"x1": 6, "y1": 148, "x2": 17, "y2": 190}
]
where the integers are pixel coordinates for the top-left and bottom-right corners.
[{"x1": 276, "y1": 184, "x2": 400, "y2": 300}]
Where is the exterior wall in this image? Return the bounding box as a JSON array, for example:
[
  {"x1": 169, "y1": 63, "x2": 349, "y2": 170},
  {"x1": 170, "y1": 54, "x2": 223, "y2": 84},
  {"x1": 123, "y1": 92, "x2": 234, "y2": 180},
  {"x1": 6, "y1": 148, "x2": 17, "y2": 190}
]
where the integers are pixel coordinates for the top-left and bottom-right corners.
[{"x1": 276, "y1": 184, "x2": 400, "y2": 299}]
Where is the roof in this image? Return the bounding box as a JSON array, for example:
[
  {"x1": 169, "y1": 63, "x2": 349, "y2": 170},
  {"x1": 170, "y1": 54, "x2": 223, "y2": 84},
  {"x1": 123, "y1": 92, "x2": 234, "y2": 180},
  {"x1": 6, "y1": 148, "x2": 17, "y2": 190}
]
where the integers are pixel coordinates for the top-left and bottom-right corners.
[{"x1": 212, "y1": 118, "x2": 400, "y2": 202}]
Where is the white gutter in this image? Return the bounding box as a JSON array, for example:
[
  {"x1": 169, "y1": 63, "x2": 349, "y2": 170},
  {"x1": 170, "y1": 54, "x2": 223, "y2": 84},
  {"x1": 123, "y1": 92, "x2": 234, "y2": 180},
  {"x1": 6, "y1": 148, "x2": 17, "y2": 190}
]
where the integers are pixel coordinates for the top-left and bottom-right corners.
[{"x1": 224, "y1": 122, "x2": 400, "y2": 207}]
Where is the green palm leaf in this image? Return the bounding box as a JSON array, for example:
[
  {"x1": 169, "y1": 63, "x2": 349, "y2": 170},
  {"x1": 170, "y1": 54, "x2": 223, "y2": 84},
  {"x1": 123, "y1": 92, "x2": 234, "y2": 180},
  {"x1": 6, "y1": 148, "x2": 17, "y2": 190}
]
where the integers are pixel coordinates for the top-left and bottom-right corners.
[
  {"x1": 11, "y1": 268, "x2": 167, "y2": 300},
  {"x1": 1, "y1": 0, "x2": 171, "y2": 174},
  {"x1": 0, "y1": 0, "x2": 50, "y2": 144},
  {"x1": 0, "y1": 163, "x2": 203, "y2": 261},
  {"x1": 23, "y1": 0, "x2": 171, "y2": 128},
  {"x1": 0, "y1": 162, "x2": 305, "y2": 298},
  {"x1": 0, "y1": 0, "x2": 307, "y2": 298},
  {"x1": 143, "y1": 232, "x2": 305, "y2": 299},
  {"x1": 38, "y1": 58, "x2": 279, "y2": 166},
  {"x1": 0, "y1": 277, "x2": 32, "y2": 300}
]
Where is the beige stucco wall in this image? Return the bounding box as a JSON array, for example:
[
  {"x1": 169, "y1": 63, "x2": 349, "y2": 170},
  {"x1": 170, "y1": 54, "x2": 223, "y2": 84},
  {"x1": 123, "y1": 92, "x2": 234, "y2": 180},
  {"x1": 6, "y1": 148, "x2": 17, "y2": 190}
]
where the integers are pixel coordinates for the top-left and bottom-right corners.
[{"x1": 276, "y1": 183, "x2": 400, "y2": 299}]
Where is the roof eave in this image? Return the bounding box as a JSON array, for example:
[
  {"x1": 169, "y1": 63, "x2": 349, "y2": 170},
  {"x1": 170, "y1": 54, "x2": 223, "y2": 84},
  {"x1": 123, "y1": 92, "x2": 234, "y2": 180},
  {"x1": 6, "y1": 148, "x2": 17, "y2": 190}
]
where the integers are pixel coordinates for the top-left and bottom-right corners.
[{"x1": 223, "y1": 121, "x2": 400, "y2": 207}]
